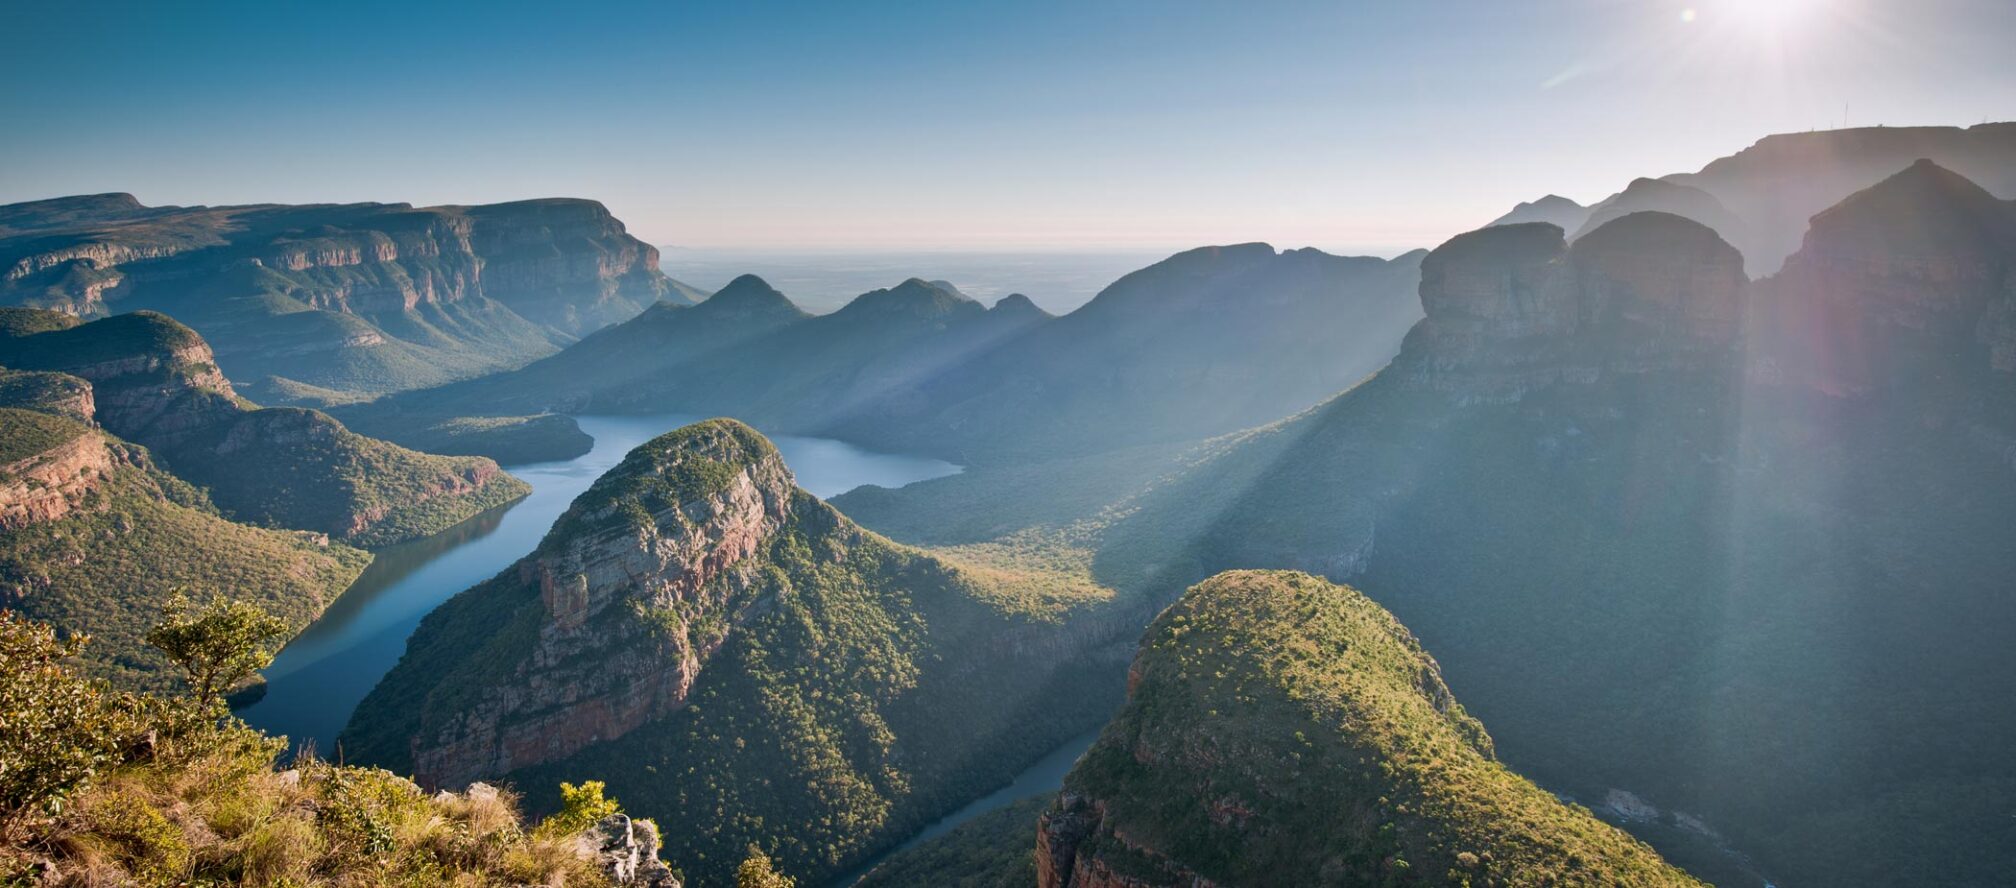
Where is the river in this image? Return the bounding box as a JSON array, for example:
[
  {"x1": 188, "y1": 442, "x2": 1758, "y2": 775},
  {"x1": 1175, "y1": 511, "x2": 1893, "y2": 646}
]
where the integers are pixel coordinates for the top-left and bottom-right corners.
[{"x1": 238, "y1": 413, "x2": 960, "y2": 756}]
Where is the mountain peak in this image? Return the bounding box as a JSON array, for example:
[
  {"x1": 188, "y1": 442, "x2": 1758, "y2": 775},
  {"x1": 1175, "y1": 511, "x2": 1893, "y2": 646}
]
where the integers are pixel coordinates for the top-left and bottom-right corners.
[
  {"x1": 989, "y1": 292, "x2": 1050, "y2": 318},
  {"x1": 1802, "y1": 159, "x2": 2011, "y2": 257},
  {"x1": 695, "y1": 274, "x2": 806, "y2": 320},
  {"x1": 836, "y1": 277, "x2": 982, "y2": 319},
  {"x1": 1039, "y1": 570, "x2": 1702, "y2": 888}
]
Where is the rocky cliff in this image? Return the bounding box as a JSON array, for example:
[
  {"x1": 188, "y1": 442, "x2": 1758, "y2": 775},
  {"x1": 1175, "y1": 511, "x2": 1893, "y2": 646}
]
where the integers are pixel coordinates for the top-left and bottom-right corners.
[
  {"x1": 408, "y1": 420, "x2": 796, "y2": 786},
  {"x1": 1397, "y1": 212, "x2": 1746, "y2": 402},
  {"x1": 0, "y1": 309, "x2": 529, "y2": 546},
  {"x1": 1037, "y1": 571, "x2": 1700, "y2": 887},
  {"x1": 0, "y1": 409, "x2": 115, "y2": 530},
  {"x1": 343, "y1": 418, "x2": 1137, "y2": 885},
  {"x1": 0, "y1": 194, "x2": 695, "y2": 399}
]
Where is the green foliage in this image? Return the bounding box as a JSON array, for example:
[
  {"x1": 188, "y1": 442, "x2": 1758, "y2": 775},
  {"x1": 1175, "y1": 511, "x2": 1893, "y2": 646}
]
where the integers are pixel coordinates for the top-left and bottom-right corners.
[
  {"x1": 0, "y1": 613, "x2": 134, "y2": 826},
  {"x1": 0, "y1": 450, "x2": 369, "y2": 691},
  {"x1": 538, "y1": 780, "x2": 622, "y2": 839},
  {"x1": 736, "y1": 845, "x2": 797, "y2": 888},
  {"x1": 0, "y1": 610, "x2": 646, "y2": 886},
  {"x1": 1056, "y1": 570, "x2": 1700, "y2": 887},
  {"x1": 853, "y1": 795, "x2": 1048, "y2": 888},
  {"x1": 0, "y1": 406, "x2": 88, "y2": 466},
  {"x1": 144, "y1": 593, "x2": 290, "y2": 709}
]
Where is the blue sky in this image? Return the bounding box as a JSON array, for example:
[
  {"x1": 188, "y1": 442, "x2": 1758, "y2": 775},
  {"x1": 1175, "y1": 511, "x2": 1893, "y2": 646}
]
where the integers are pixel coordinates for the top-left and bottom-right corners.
[{"x1": 3, "y1": 0, "x2": 2011, "y2": 252}]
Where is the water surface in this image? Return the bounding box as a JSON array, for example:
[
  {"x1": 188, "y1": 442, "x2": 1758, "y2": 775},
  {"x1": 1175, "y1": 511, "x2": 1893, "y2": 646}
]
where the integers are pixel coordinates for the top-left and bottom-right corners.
[{"x1": 239, "y1": 414, "x2": 959, "y2": 754}]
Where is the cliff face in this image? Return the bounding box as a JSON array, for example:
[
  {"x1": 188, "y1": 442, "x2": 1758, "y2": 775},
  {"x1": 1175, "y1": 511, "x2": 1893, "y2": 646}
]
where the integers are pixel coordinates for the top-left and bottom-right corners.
[
  {"x1": 410, "y1": 421, "x2": 796, "y2": 786},
  {"x1": 0, "y1": 194, "x2": 690, "y2": 399},
  {"x1": 0, "y1": 410, "x2": 116, "y2": 530},
  {"x1": 0, "y1": 309, "x2": 529, "y2": 546},
  {"x1": 1398, "y1": 213, "x2": 1746, "y2": 402},
  {"x1": 345, "y1": 418, "x2": 1135, "y2": 885},
  {"x1": 1038, "y1": 571, "x2": 1699, "y2": 888}
]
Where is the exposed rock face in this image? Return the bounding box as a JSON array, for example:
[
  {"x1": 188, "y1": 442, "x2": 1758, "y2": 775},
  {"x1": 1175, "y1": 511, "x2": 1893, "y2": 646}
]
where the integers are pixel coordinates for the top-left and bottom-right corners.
[
  {"x1": 0, "y1": 194, "x2": 689, "y2": 398},
  {"x1": 1762, "y1": 159, "x2": 2016, "y2": 394},
  {"x1": 588, "y1": 813, "x2": 683, "y2": 888},
  {"x1": 0, "y1": 416, "x2": 115, "y2": 530},
  {"x1": 0, "y1": 369, "x2": 96, "y2": 423},
  {"x1": 465, "y1": 199, "x2": 674, "y2": 334},
  {"x1": 410, "y1": 421, "x2": 795, "y2": 787},
  {"x1": 1399, "y1": 214, "x2": 1747, "y2": 402},
  {"x1": 0, "y1": 309, "x2": 528, "y2": 546}
]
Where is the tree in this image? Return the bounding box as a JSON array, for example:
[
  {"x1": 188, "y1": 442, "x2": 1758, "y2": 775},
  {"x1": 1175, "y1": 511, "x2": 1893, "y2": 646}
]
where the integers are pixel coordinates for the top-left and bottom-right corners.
[
  {"x1": 535, "y1": 780, "x2": 622, "y2": 838},
  {"x1": 0, "y1": 612, "x2": 132, "y2": 826},
  {"x1": 143, "y1": 593, "x2": 288, "y2": 710},
  {"x1": 736, "y1": 845, "x2": 796, "y2": 888}
]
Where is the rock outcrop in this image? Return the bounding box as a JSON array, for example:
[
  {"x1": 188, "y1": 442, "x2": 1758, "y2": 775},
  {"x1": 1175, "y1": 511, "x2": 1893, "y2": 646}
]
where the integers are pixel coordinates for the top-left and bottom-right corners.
[
  {"x1": 0, "y1": 194, "x2": 695, "y2": 398},
  {"x1": 0, "y1": 309, "x2": 529, "y2": 546},
  {"x1": 588, "y1": 813, "x2": 683, "y2": 888},
  {"x1": 1761, "y1": 159, "x2": 2016, "y2": 394},
  {"x1": 0, "y1": 410, "x2": 115, "y2": 530},
  {"x1": 407, "y1": 421, "x2": 795, "y2": 787},
  {"x1": 1398, "y1": 213, "x2": 1747, "y2": 402},
  {"x1": 0, "y1": 368, "x2": 96, "y2": 423},
  {"x1": 1037, "y1": 571, "x2": 1701, "y2": 888},
  {"x1": 1488, "y1": 193, "x2": 1590, "y2": 231}
]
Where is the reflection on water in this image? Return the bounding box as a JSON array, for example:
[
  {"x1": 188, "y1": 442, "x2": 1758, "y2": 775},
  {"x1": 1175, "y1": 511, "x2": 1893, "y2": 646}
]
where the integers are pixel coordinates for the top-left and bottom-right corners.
[{"x1": 238, "y1": 414, "x2": 959, "y2": 756}]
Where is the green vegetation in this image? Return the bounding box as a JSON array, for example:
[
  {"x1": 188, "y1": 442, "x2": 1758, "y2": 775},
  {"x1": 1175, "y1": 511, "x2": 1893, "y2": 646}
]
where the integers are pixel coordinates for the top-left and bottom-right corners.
[
  {"x1": 734, "y1": 847, "x2": 796, "y2": 888},
  {"x1": 0, "y1": 407, "x2": 87, "y2": 467},
  {"x1": 854, "y1": 795, "x2": 1049, "y2": 888},
  {"x1": 0, "y1": 369, "x2": 93, "y2": 422},
  {"x1": 342, "y1": 412, "x2": 594, "y2": 465},
  {"x1": 0, "y1": 433, "x2": 369, "y2": 691},
  {"x1": 167, "y1": 407, "x2": 533, "y2": 548},
  {"x1": 1056, "y1": 570, "x2": 1699, "y2": 886},
  {"x1": 343, "y1": 419, "x2": 1134, "y2": 886},
  {"x1": 0, "y1": 609, "x2": 655, "y2": 886},
  {"x1": 0, "y1": 310, "x2": 533, "y2": 547},
  {"x1": 144, "y1": 594, "x2": 290, "y2": 710}
]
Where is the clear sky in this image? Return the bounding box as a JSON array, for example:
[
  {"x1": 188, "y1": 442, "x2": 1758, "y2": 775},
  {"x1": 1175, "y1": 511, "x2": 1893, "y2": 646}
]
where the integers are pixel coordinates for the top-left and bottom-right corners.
[{"x1": 3, "y1": 0, "x2": 2011, "y2": 253}]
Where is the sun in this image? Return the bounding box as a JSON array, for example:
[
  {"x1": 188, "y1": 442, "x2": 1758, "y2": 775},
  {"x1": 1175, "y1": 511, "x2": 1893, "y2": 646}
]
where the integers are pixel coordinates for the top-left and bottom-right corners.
[{"x1": 1711, "y1": 0, "x2": 1828, "y2": 39}]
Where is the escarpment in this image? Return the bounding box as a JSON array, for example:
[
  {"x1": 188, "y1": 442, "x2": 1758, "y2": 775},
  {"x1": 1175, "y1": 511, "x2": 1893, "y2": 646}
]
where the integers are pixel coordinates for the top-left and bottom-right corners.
[
  {"x1": 405, "y1": 420, "x2": 797, "y2": 787},
  {"x1": 0, "y1": 194, "x2": 696, "y2": 398},
  {"x1": 1397, "y1": 213, "x2": 1747, "y2": 403},
  {"x1": 345, "y1": 418, "x2": 1134, "y2": 885},
  {"x1": 0, "y1": 309, "x2": 529, "y2": 546},
  {"x1": 0, "y1": 409, "x2": 116, "y2": 530},
  {"x1": 1037, "y1": 571, "x2": 1700, "y2": 888}
]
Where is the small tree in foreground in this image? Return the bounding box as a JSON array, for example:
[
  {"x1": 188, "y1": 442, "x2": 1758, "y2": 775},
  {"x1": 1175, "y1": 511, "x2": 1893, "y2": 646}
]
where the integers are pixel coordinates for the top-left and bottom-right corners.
[
  {"x1": 736, "y1": 844, "x2": 796, "y2": 888},
  {"x1": 144, "y1": 593, "x2": 288, "y2": 710},
  {"x1": 0, "y1": 612, "x2": 130, "y2": 829}
]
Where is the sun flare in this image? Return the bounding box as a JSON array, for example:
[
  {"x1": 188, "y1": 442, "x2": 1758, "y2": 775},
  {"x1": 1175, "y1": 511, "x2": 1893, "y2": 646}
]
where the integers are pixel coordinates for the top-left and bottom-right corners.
[{"x1": 1711, "y1": 0, "x2": 1829, "y2": 39}]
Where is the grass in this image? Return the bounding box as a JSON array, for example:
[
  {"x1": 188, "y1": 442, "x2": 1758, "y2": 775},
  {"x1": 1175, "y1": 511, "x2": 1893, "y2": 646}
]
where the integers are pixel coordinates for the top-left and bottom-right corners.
[{"x1": 1056, "y1": 570, "x2": 1702, "y2": 887}]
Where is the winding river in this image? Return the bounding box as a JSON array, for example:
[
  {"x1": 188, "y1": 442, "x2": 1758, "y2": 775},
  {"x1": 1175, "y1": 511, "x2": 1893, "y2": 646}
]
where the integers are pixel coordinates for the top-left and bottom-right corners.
[{"x1": 238, "y1": 414, "x2": 960, "y2": 755}]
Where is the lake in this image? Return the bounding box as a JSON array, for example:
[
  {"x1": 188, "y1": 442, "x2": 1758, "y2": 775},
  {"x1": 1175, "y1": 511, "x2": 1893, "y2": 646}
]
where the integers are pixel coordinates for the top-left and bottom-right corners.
[{"x1": 237, "y1": 413, "x2": 960, "y2": 755}]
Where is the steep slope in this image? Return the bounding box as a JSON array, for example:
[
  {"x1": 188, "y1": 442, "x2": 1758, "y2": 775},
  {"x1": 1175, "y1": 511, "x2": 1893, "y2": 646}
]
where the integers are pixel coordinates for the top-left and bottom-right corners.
[
  {"x1": 0, "y1": 194, "x2": 686, "y2": 398},
  {"x1": 0, "y1": 407, "x2": 369, "y2": 691},
  {"x1": 855, "y1": 796, "x2": 1050, "y2": 888},
  {"x1": 1039, "y1": 571, "x2": 1700, "y2": 887},
  {"x1": 830, "y1": 244, "x2": 1428, "y2": 461},
  {"x1": 0, "y1": 309, "x2": 528, "y2": 546},
  {"x1": 1662, "y1": 121, "x2": 2016, "y2": 273},
  {"x1": 1069, "y1": 167, "x2": 2016, "y2": 886},
  {"x1": 371, "y1": 245, "x2": 1424, "y2": 467},
  {"x1": 342, "y1": 419, "x2": 1139, "y2": 885}
]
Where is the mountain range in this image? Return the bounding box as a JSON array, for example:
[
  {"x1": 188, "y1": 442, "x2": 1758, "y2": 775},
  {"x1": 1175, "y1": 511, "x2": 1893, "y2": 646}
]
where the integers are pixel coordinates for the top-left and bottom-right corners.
[{"x1": 0, "y1": 194, "x2": 701, "y2": 403}]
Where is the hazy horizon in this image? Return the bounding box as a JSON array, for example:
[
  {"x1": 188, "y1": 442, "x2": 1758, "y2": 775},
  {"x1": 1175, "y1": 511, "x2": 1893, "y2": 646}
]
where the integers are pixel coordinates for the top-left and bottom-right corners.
[{"x1": 4, "y1": 0, "x2": 2014, "y2": 252}]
